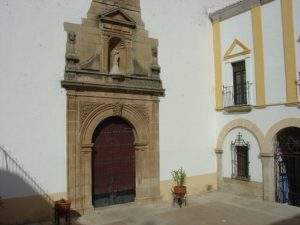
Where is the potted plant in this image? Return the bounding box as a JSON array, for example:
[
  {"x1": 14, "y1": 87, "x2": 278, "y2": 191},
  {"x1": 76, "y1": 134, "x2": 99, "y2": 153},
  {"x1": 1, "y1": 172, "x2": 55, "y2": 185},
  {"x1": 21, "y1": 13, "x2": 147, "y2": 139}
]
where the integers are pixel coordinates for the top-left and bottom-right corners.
[
  {"x1": 171, "y1": 167, "x2": 187, "y2": 198},
  {"x1": 54, "y1": 198, "x2": 71, "y2": 224}
]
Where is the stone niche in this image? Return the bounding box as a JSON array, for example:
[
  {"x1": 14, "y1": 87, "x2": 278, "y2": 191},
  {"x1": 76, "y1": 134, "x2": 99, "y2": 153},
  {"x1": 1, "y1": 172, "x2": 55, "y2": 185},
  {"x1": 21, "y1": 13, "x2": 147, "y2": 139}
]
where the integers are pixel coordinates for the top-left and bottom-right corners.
[{"x1": 62, "y1": 0, "x2": 165, "y2": 213}]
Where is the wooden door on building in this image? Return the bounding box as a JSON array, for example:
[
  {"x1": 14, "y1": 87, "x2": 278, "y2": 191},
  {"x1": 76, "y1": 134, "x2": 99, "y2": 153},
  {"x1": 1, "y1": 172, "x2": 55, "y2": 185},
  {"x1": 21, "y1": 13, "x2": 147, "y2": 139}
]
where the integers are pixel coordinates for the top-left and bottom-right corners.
[
  {"x1": 92, "y1": 116, "x2": 135, "y2": 207},
  {"x1": 236, "y1": 146, "x2": 249, "y2": 179},
  {"x1": 232, "y1": 60, "x2": 247, "y2": 105}
]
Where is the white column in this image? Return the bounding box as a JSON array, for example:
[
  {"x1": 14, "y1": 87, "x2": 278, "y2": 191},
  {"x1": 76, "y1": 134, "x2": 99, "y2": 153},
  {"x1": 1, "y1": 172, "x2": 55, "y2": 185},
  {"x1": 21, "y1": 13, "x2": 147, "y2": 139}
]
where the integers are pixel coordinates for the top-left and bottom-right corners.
[{"x1": 260, "y1": 153, "x2": 275, "y2": 201}]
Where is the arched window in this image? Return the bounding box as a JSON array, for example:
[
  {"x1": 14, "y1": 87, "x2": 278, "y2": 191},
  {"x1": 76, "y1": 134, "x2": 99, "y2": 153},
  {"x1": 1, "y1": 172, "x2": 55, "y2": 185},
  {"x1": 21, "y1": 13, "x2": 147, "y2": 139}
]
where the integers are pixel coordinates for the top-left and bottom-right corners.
[{"x1": 231, "y1": 133, "x2": 250, "y2": 180}]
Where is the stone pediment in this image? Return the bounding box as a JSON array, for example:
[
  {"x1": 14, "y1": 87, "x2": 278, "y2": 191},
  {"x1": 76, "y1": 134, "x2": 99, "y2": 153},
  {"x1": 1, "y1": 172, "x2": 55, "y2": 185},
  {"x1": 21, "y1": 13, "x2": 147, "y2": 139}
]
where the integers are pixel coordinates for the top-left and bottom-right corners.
[
  {"x1": 100, "y1": 8, "x2": 136, "y2": 29},
  {"x1": 224, "y1": 39, "x2": 251, "y2": 60}
]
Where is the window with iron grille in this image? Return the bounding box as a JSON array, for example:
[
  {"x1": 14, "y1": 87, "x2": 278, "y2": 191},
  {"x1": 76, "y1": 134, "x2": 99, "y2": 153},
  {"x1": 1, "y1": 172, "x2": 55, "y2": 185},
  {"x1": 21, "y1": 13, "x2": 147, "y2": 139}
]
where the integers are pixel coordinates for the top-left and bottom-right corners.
[
  {"x1": 223, "y1": 60, "x2": 251, "y2": 108},
  {"x1": 231, "y1": 133, "x2": 250, "y2": 180}
]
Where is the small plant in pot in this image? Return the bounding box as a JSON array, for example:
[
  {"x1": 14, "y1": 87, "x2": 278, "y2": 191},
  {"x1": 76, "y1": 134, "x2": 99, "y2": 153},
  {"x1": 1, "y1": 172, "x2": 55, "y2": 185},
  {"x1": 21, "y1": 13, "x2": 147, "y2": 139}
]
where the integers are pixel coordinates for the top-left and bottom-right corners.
[{"x1": 171, "y1": 167, "x2": 187, "y2": 198}]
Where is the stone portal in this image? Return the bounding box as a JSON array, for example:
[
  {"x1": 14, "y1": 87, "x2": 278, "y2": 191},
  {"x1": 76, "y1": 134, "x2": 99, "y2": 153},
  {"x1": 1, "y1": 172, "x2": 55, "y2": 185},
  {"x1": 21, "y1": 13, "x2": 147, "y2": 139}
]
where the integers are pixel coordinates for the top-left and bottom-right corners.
[{"x1": 62, "y1": 0, "x2": 164, "y2": 213}]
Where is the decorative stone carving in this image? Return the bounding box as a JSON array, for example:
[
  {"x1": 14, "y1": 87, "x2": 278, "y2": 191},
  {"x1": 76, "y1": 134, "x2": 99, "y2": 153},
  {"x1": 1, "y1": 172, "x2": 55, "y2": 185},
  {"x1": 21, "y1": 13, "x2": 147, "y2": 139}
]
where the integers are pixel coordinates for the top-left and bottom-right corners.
[
  {"x1": 66, "y1": 31, "x2": 79, "y2": 70},
  {"x1": 63, "y1": 4, "x2": 165, "y2": 96},
  {"x1": 80, "y1": 102, "x2": 103, "y2": 125},
  {"x1": 113, "y1": 103, "x2": 124, "y2": 116},
  {"x1": 151, "y1": 47, "x2": 161, "y2": 76},
  {"x1": 80, "y1": 53, "x2": 100, "y2": 71},
  {"x1": 63, "y1": 0, "x2": 163, "y2": 212},
  {"x1": 99, "y1": 8, "x2": 137, "y2": 31},
  {"x1": 133, "y1": 104, "x2": 149, "y2": 122}
]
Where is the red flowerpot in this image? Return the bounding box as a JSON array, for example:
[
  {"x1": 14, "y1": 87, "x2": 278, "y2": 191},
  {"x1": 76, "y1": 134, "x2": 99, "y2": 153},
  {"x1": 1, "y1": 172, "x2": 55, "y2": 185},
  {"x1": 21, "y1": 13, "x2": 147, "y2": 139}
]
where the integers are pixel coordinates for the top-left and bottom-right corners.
[
  {"x1": 55, "y1": 199, "x2": 71, "y2": 213},
  {"x1": 173, "y1": 185, "x2": 187, "y2": 197}
]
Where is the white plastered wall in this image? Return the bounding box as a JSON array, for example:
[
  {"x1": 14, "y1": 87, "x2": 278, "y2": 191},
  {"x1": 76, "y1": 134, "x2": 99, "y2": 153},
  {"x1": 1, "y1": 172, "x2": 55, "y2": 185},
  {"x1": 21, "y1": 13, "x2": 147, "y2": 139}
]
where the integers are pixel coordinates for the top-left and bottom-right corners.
[
  {"x1": 262, "y1": 0, "x2": 286, "y2": 104},
  {"x1": 222, "y1": 128, "x2": 262, "y2": 182},
  {"x1": 220, "y1": 11, "x2": 256, "y2": 105},
  {"x1": 141, "y1": 0, "x2": 218, "y2": 180},
  {"x1": 0, "y1": 0, "x2": 92, "y2": 198},
  {"x1": 0, "y1": 0, "x2": 224, "y2": 198}
]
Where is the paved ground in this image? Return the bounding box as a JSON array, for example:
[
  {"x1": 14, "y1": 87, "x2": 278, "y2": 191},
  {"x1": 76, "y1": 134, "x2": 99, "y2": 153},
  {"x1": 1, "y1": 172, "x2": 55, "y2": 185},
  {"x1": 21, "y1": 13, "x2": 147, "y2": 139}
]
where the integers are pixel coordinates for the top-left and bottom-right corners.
[{"x1": 30, "y1": 191, "x2": 300, "y2": 225}]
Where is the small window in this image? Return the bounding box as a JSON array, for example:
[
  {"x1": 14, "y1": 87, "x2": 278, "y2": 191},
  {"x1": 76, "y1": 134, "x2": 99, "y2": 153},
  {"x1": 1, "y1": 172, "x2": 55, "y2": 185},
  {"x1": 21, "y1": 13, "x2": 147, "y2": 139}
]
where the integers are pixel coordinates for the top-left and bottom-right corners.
[
  {"x1": 231, "y1": 133, "x2": 250, "y2": 180},
  {"x1": 232, "y1": 61, "x2": 247, "y2": 105}
]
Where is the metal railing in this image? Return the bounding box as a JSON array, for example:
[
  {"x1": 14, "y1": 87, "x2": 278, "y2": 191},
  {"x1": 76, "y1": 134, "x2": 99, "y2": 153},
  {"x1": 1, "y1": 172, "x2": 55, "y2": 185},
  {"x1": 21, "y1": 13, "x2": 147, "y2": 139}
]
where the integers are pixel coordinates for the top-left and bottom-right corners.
[
  {"x1": 0, "y1": 144, "x2": 54, "y2": 206},
  {"x1": 223, "y1": 82, "x2": 251, "y2": 108}
]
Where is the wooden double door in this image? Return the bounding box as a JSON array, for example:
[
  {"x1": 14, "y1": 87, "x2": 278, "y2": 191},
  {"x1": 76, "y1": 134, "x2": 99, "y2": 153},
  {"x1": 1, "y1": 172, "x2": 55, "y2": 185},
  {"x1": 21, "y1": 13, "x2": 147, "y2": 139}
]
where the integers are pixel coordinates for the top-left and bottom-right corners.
[
  {"x1": 232, "y1": 60, "x2": 247, "y2": 105},
  {"x1": 92, "y1": 117, "x2": 136, "y2": 207}
]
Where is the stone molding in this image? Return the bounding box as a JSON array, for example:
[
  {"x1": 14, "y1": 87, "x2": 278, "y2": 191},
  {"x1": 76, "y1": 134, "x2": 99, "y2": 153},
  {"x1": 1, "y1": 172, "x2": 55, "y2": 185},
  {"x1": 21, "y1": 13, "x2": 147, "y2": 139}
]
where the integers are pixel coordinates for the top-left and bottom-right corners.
[
  {"x1": 216, "y1": 119, "x2": 265, "y2": 152},
  {"x1": 209, "y1": 0, "x2": 275, "y2": 23},
  {"x1": 224, "y1": 105, "x2": 252, "y2": 113},
  {"x1": 62, "y1": 73, "x2": 165, "y2": 97},
  {"x1": 80, "y1": 102, "x2": 150, "y2": 147},
  {"x1": 215, "y1": 148, "x2": 223, "y2": 154},
  {"x1": 99, "y1": 7, "x2": 137, "y2": 29},
  {"x1": 224, "y1": 39, "x2": 251, "y2": 60},
  {"x1": 80, "y1": 102, "x2": 105, "y2": 125},
  {"x1": 264, "y1": 118, "x2": 300, "y2": 154}
]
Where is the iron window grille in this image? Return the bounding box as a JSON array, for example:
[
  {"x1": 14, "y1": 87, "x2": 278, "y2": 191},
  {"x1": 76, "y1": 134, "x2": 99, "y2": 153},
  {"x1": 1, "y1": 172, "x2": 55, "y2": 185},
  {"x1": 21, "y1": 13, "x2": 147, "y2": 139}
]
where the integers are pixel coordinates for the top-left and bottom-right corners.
[{"x1": 231, "y1": 133, "x2": 250, "y2": 181}]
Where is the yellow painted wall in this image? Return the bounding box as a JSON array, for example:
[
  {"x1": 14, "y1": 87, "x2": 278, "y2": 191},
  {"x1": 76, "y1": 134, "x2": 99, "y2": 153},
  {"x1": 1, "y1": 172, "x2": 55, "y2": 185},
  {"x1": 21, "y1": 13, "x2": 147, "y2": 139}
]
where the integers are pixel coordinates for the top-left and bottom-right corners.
[
  {"x1": 251, "y1": 6, "x2": 266, "y2": 107},
  {"x1": 213, "y1": 22, "x2": 223, "y2": 110},
  {"x1": 281, "y1": 0, "x2": 298, "y2": 104},
  {"x1": 160, "y1": 173, "x2": 217, "y2": 201}
]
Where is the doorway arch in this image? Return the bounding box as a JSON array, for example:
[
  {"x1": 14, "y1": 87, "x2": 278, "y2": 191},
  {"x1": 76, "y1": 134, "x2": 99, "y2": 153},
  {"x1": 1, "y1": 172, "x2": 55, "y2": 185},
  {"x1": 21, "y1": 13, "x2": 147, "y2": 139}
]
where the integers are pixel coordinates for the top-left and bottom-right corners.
[
  {"x1": 274, "y1": 127, "x2": 300, "y2": 206},
  {"x1": 92, "y1": 116, "x2": 136, "y2": 207}
]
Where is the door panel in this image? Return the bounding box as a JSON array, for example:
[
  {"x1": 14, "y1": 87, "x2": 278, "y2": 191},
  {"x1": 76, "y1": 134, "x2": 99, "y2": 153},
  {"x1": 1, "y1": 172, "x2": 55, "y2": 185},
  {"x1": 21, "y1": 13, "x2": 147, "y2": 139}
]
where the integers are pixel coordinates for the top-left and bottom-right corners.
[
  {"x1": 232, "y1": 61, "x2": 247, "y2": 105},
  {"x1": 92, "y1": 117, "x2": 135, "y2": 207}
]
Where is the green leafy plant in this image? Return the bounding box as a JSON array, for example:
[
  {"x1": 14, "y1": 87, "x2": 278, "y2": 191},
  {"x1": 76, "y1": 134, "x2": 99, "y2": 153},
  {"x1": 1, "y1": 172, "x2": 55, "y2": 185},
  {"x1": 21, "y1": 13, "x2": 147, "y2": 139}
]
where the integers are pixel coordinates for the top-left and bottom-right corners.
[{"x1": 171, "y1": 167, "x2": 187, "y2": 186}]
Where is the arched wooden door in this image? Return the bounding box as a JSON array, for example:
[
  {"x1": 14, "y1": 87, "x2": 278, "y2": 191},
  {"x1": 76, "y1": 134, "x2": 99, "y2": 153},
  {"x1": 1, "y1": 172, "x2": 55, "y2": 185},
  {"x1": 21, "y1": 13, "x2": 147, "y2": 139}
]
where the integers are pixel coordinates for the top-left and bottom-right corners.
[{"x1": 92, "y1": 116, "x2": 135, "y2": 207}]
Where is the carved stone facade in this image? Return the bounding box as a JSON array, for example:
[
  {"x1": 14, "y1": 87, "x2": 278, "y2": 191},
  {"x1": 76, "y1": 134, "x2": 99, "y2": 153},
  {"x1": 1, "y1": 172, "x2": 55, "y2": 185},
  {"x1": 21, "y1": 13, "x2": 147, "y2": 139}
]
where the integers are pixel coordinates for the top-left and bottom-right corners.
[{"x1": 62, "y1": 0, "x2": 164, "y2": 213}]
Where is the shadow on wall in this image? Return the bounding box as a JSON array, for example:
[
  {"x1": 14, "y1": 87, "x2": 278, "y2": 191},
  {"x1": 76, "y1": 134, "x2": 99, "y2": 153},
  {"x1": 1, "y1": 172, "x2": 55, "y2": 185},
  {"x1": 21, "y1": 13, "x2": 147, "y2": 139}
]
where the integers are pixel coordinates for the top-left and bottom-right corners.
[
  {"x1": 0, "y1": 145, "x2": 54, "y2": 225},
  {"x1": 270, "y1": 215, "x2": 300, "y2": 225}
]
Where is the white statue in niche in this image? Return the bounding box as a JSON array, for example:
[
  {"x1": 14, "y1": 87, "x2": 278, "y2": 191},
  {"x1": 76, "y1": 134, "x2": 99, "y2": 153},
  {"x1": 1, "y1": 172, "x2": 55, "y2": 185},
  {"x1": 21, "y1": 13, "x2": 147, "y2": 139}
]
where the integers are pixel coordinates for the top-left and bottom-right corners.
[{"x1": 110, "y1": 49, "x2": 121, "y2": 74}]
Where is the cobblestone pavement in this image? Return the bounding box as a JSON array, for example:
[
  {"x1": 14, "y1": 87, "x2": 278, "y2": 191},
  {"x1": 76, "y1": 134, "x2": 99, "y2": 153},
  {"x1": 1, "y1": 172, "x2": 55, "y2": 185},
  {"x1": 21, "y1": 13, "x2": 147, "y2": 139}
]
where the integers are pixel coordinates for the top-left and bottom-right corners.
[{"x1": 28, "y1": 191, "x2": 300, "y2": 225}]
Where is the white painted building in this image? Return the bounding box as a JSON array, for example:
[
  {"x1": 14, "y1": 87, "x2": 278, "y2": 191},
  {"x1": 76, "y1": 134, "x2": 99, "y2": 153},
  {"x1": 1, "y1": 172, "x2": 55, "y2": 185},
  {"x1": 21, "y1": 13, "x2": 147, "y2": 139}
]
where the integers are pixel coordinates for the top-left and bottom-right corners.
[{"x1": 0, "y1": 0, "x2": 299, "y2": 224}]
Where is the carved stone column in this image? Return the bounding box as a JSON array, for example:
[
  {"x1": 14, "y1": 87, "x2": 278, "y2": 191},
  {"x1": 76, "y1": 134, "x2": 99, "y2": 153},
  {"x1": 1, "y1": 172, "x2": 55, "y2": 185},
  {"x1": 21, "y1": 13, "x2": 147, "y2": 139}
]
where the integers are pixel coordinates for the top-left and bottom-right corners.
[
  {"x1": 260, "y1": 153, "x2": 275, "y2": 201},
  {"x1": 134, "y1": 144, "x2": 147, "y2": 201},
  {"x1": 102, "y1": 35, "x2": 110, "y2": 74},
  {"x1": 80, "y1": 144, "x2": 94, "y2": 212},
  {"x1": 125, "y1": 39, "x2": 133, "y2": 74},
  {"x1": 215, "y1": 148, "x2": 223, "y2": 189},
  {"x1": 66, "y1": 93, "x2": 77, "y2": 208}
]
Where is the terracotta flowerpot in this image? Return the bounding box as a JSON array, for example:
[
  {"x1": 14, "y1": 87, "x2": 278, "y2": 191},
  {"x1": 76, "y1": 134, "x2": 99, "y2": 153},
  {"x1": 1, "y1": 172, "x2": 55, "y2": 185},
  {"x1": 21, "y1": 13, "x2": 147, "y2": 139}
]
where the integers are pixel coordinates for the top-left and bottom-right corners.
[
  {"x1": 55, "y1": 199, "x2": 71, "y2": 213},
  {"x1": 173, "y1": 185, "x2": 187, "y2": 197}
]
